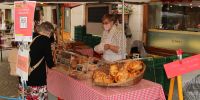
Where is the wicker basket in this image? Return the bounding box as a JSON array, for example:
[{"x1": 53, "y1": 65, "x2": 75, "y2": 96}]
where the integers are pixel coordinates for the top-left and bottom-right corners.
[{"x1": 93, "y1": 60, "x2": 146, "y2": 87}]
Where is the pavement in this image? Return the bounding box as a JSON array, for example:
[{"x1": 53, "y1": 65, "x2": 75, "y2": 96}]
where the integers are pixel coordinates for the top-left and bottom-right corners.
[{"x1": 0, "y1": 50, "x2": 18, "y2": 99}]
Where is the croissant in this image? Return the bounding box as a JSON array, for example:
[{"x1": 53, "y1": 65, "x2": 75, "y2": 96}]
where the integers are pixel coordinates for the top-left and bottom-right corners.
[
  {"x1": 115, "y1": 70, "x2": 129, "y2": 83},
  {"x1": 93, "y1": 71, "x2": 107, "y2": 83},
  {"x1": 110, "y1": 64, "x2": 119, "y2": 77},
  {"x1": 127, "y1": 61, "x2": 143, "y2": 72}
]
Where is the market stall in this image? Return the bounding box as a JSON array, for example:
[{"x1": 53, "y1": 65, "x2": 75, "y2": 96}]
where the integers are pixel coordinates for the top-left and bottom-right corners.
[
  {"x1": 42, "y1": 0, "x2": 166, "y2": 99},
  {"x1": 0, "y1": 0, "x2": 168, "y2": 100}
]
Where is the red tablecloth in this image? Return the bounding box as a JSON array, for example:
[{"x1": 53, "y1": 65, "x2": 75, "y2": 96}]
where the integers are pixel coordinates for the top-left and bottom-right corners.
[{"x1": 47, "y1": 69, "x2": 166, "y2": 100}]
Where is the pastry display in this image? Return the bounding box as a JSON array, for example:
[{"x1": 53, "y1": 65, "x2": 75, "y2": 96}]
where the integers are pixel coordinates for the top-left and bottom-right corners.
[{"x1": 92, "y1": 60, "x2": 145, "y2": 86}]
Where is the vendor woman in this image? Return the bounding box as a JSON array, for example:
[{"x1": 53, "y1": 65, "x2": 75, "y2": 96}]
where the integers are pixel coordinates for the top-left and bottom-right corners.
[{"x1": 94, "y1": 14, "x2": 127, "y2": 62}]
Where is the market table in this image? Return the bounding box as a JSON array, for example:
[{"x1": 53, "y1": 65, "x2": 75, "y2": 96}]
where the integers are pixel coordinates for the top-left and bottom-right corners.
[{"x1": 47, "y1": 68, "x2": 166, "y2": 100}]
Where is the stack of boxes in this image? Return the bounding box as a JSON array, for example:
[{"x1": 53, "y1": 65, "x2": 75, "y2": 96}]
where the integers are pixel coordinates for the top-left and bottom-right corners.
[{"x1": 74, "y1": 25, "x2": 101, "y2": 48}]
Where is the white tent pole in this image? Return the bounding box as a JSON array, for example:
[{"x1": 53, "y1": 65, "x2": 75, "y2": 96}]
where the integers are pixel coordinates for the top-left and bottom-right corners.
[{"x1": 122, "y1": 0, "x2": 125, "y2": 35}]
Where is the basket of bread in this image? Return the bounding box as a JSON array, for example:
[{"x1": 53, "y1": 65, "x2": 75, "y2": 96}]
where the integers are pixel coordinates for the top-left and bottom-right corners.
[{"x1": 92, "y1": 59, "x2": 146, "y2": 86}]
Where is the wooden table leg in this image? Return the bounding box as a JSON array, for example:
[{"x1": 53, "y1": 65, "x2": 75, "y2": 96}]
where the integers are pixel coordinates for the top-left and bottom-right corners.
[{"x1": 177, "y1": 76, "x2": 183, "y2": 100}]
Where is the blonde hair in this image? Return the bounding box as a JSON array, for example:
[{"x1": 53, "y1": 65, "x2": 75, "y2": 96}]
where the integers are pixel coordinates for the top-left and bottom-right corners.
[{"x1": 37, "y1": 21, "x2": 54, "y2": 36}]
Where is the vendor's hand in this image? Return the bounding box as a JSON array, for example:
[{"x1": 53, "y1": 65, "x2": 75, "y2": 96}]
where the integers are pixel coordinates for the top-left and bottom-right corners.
[{"x1": 104, "y1": 44, "x2": 110, "y2": 50}]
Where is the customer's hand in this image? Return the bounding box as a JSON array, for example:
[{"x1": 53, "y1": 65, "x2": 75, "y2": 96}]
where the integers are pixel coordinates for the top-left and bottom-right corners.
[{"x1": 104, "y1": 44, "x2": 110, "y2": 50}]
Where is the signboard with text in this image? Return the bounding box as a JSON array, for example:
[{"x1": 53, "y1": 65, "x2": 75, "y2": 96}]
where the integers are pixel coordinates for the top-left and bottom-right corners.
[
  {"x1": 164, "y1": 54, "x2": 200, "y2": 79},
  {"x1": 14, "y1": 1, "x2": 36, "y2": 42}
]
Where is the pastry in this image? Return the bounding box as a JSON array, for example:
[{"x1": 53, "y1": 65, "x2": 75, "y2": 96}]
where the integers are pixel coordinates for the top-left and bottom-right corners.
[
  {"x1": 93, "y1": 71, "x2": 107, "y2": 83},
  {"x1": 135, "y1": 70, "x2": 141, "y2": 76},
  {"x1": 103, "y1": 75, "x2": 114, "y2": 84},
  {"x1": 133, "y1": 61, "x2": 143, "y2": 71},
  {"x1": 115, "y1": 70, "x2": 129, "y2": 83},
  {"x1": 88, "y1": 64, "x2": 97, "y2": 71},
  {"x1": 123, "y1": 61, "x2": 132, "y2": 69},
  {"x1": 127, "y1": 61, "x2": 143, "y2": 72},
  {"x1": 110, "y1": 64, "x2": 119, "y2": 77},
  {"x1": 128, "y1": 72, "x2": 137, "y2": 78}
]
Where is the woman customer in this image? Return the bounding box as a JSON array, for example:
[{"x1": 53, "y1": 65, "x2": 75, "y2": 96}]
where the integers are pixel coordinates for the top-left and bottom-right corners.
[
  {"x1": 94, "y1": 14, "x2": 127, "y2": 62},
  {"x1": 19, "y1": 21, "x2": 55, "y2": 100}
]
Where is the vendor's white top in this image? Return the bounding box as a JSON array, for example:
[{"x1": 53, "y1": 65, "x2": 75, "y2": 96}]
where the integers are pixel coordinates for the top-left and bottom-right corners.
[{"x1": 94, "y1": 24, "x2": 127, "y2": 62}]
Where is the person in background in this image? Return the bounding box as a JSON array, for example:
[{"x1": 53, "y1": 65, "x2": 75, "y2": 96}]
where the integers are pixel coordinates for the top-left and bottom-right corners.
[
  {"x1": 94, "y1": 14, "x2": 127, "y2": 62},
  {"x1": 19, "y1": 21, "x2": 55, "y2": 100}
]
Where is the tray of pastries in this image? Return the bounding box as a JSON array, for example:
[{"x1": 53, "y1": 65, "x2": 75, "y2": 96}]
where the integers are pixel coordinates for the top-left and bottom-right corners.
[{"x1": 92, "y1": 59, "x2": 146, "y2": 86}]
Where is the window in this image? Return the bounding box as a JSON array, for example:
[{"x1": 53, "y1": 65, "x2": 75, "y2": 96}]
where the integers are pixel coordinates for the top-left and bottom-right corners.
[{"x1": 148, "y1": 2, "x2": 200, "y2": 32}]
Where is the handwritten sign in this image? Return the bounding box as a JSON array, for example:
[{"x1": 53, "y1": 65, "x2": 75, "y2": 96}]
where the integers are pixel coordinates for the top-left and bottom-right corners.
[
  {"x1": 14, "y1": 1, "x2": 36, "y2": 42},
  {"x1": 164, "y1": 54, "x2": 200, "y2": 79}
]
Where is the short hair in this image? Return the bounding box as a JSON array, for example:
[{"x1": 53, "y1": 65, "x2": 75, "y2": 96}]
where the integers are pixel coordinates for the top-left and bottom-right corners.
[
  {"x1": 102, "y1": 14, "x2": 117, "y2": 23},
  {"x1": 37, "y1": 21, "x2": 54, "y2": 33}
]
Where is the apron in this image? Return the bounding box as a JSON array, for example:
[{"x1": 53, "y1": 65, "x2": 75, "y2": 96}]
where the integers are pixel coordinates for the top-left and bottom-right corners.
[{"x1": 102, "y1": 30, "x2": 124, "y2": 62}]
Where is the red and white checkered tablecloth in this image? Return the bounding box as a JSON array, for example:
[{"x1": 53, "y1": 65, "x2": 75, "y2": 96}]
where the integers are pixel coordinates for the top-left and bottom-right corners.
[{"x1": 47, "y1": 69, "x2": 166, "y2": 100}]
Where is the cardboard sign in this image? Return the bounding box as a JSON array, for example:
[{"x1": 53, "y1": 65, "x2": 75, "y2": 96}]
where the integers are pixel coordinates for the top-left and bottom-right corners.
[
  {"x1": 16, "y1": 48, "x2": 29, "y2": 81},
  {"x1": 164, "y1": 54, "x2": 200, "y2": 79},
  {"x1": 14, "y1": 1, "x2": 36, "y2": 42}
]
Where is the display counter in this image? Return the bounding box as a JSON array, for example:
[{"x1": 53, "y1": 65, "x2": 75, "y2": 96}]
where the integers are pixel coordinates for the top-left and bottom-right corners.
[
  {"x1": 47, "y1": 67, "x2": 166, "y2": 100},
  {"x1": 147, "y1": 29, "x2": 200, "y2": 55}
]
